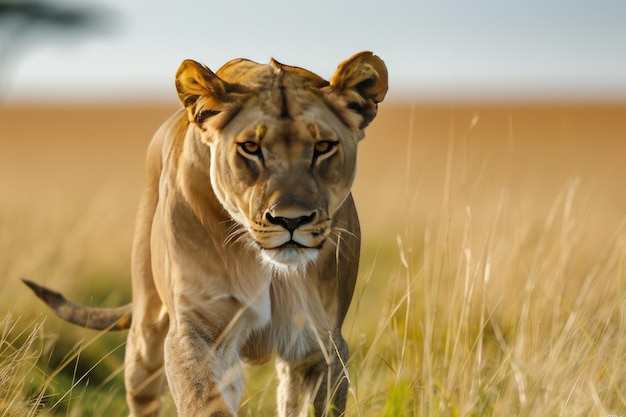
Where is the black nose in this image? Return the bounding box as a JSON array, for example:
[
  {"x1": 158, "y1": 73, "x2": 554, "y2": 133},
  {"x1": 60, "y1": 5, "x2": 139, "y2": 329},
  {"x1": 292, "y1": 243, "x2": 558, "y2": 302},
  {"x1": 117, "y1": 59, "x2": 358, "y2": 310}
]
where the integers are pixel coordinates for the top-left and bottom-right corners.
[{"x1": 265, "y1": 212, "x2": 316, "y2": 233}]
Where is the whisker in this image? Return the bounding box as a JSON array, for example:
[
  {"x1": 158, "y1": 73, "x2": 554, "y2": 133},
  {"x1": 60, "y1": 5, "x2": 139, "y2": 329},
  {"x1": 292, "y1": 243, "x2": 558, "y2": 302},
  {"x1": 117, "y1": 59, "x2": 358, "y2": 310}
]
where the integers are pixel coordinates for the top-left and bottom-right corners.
[
  {"x1": 330, "y1": 229, "x2": 357, "y2": 260},
  {"x1": 333, "y1": 227, "x2": 358, "y2": 241},
  {"x1": 325, "y1": 239, "x2": 338, "y2": 252},
  {"x1": 233, "y1": 231, "x2": 252, "y2": 246},
  {"x1": 223, "y1": 223, "x2": 248, "y2": 247}
]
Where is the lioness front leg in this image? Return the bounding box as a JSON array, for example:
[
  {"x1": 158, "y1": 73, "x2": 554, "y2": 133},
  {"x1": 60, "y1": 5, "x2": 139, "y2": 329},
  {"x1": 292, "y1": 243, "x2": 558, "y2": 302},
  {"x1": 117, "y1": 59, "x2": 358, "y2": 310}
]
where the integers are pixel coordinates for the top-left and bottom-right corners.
[
  {"x1": 124, "y1": 301, "x2": 168, "y2": 417},
  {"x1": 164, "y1": 299, "x2": 248, "y2": 417},
  {"x1": 276, "y1": 331, "x2": 349, "y2": 417}
]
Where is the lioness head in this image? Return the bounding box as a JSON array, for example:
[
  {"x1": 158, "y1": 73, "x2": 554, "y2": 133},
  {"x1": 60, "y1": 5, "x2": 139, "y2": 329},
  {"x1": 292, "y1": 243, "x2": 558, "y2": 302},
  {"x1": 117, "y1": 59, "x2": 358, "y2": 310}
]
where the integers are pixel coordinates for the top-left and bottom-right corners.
[{"x1": 175, "y1": 52, "x2": 387, "y2": 268}]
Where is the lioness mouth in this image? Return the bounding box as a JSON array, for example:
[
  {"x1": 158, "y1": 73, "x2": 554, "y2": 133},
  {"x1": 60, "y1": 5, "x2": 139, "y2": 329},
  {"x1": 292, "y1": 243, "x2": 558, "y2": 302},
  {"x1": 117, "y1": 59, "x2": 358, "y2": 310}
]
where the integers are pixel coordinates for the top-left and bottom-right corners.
[
  {"x1": 275, "y1": 240, "x2": 324, "y2": 250},
  {"x1": 260, "y1": 240, "x2": 323, "y2": 268},
  {"x1": 261, "y1": 239, "x2": 323, "y2": 251}
]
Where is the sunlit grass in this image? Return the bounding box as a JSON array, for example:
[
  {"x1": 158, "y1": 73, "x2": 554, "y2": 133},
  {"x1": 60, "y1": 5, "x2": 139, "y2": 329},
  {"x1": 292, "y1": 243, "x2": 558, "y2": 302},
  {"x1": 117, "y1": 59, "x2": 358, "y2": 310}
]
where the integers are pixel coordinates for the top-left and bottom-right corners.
[
  {"x1": 0, "y1": 314, "x2": 46, "y2": 417},
  {"x1": 342, "y1": 179, "x2": 626, "y2": 416}
]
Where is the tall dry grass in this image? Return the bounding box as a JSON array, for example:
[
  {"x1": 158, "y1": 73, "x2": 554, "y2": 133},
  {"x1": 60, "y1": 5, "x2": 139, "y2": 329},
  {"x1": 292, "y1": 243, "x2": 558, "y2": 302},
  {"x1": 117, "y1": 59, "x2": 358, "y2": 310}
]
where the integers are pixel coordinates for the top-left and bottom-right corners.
[
  {"x1": 1, "y1": 104, "x2": 625, "y2": 416},
  {"x1": 342, "y1": 180, "x2": 625, "y2": 416}
]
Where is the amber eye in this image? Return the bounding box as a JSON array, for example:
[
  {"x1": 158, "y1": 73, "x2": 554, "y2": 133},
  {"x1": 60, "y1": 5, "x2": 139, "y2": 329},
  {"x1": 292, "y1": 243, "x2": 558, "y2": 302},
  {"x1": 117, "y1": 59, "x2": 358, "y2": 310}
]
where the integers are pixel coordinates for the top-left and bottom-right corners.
[
  {"x1": 238, "y1": 141, "x2": 261, "y2": 156},
  {"x1": 314, "y1": 140, "x2": 337, "y2": 157}
]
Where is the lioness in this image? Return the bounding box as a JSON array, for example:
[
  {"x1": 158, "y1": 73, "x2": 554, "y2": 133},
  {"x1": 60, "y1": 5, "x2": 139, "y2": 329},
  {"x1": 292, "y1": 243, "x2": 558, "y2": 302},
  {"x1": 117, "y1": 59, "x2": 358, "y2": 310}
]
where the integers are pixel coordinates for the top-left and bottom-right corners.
[{"x1": 24, "y1": 51, "x2": 387, "y2": 417}]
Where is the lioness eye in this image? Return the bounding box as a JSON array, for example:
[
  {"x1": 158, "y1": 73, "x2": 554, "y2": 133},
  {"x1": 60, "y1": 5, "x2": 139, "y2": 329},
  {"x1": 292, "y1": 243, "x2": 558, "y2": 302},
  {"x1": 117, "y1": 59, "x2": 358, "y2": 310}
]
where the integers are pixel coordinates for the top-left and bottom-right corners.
[
  {"x1": 314, "y1": 140, "x2": 337, "y2": 156},
  {"x1": 239, "y1": 141, "x2": 261, "y2": 156}
]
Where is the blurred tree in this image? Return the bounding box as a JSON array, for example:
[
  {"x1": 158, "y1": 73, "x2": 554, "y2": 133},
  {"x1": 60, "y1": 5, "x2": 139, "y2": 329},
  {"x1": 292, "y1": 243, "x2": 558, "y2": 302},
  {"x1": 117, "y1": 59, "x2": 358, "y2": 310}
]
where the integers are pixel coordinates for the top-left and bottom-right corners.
[{"x1": 0, "y1": 0, "x2": 117, "y2": 97}]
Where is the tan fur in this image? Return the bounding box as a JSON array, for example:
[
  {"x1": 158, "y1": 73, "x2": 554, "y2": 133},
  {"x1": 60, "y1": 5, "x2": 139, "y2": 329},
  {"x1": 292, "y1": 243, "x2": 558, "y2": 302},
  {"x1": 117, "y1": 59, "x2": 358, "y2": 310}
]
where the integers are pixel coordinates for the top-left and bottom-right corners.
[{"x1": 24, "y1": 52, "x2": 387, "y2": 417}]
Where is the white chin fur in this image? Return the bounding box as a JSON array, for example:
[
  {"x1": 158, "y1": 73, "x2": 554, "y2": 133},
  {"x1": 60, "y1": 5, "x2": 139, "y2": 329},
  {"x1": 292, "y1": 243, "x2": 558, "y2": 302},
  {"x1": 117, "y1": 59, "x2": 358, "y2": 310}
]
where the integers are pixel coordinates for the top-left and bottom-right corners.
[{"x1": 260, "y1": 247, "x2": 319, "y2": 273}]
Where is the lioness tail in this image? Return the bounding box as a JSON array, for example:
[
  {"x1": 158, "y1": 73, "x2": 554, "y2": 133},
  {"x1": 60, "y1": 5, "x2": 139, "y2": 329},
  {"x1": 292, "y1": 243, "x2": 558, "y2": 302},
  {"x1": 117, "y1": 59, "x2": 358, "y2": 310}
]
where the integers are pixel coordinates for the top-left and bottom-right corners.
[{"x1": 22, "y1": 278, "x2": 132, "y2": 331}]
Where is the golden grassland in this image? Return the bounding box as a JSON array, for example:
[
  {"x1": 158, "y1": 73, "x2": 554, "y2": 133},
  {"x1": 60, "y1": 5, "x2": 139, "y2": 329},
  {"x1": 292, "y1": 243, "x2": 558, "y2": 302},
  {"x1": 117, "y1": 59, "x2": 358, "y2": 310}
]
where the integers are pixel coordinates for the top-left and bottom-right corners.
[{"x1": 0, "y1": 102, "x2": 625, "y2": 416}]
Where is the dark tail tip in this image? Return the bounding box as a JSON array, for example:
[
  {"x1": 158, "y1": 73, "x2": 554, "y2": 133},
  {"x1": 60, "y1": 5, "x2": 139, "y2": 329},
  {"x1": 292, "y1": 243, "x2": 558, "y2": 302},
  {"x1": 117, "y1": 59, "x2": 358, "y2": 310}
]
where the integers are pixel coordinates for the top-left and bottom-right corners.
[{"x1": 22, "y1": 278, "x2": 68, "y2": 308}]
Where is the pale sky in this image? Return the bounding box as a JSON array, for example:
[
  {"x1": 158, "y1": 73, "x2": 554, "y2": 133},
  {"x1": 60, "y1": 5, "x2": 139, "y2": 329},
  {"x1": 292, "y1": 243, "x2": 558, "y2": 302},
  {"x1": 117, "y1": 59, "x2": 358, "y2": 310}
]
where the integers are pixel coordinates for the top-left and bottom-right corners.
[{"x1": 1, "y1": 0, "x2": 626, "y2": 103}]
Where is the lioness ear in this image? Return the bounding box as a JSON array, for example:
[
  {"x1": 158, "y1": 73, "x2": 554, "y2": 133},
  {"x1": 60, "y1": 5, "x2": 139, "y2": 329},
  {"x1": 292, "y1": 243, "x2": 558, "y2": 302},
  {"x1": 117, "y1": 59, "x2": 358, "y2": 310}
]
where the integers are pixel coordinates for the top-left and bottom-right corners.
[
  {"x1": 175, "y1": 59, "x2": 228, "y2": 125},
  {"x1": 329, "y1": 51, "x2": 388, "y2": 128}
]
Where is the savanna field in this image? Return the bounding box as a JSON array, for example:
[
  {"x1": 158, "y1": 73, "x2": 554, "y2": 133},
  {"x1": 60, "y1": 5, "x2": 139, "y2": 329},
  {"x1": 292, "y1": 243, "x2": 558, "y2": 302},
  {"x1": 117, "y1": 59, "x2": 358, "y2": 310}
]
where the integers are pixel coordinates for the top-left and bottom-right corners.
[{"x1": 0, "y1": 102, "x2": 625, "y2": 416}]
